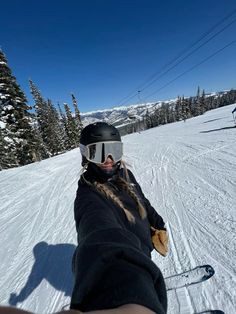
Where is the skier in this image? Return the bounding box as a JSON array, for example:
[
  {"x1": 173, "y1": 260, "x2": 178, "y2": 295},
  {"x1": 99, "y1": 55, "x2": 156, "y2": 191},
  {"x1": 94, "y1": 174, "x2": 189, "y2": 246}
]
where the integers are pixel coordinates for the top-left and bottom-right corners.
[
  {"x1": 70, "y1": 122, "x2": 168, "y2": 314},
  {"x1": 232, "y1": 106, "x2": 236, "y2": 125},
  {"x1": 0, "y1": 122, "x2": 168, "y2": 314}
]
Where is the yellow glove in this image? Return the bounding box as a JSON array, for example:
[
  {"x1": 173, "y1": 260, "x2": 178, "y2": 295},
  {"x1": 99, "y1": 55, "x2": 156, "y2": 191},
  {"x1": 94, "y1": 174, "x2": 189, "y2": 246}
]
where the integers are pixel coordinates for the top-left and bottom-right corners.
[{"x1": 151, "y1": 227, "x2": 168, "y2": 257}]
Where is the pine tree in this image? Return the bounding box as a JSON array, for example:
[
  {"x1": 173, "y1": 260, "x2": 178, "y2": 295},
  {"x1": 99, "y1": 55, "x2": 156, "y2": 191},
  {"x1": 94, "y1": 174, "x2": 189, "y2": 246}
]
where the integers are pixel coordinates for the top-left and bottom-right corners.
[
  {"x1": 71, "y1": 93, "x2": 83, "y2": 136},
  {"x1": 58, "y1": 103, "x2": 67, "y2": 127},
  {"x1": 64, "y1": 103, "x2": 79, "y2": 149},
  {"x1": 195, "y1": 86, "x2": 203, "y2": 116},
  {"x1": 0, "y1": 50, "x2": 38, "y2": 169},
  {"x1": 175, "y1": 96, "x2": 182, "y2": 121},
  {"x1": 228, "y1": 89, "x2": 236, "y2": 104},
  {"x1": 0, "y1": 127, "x2": 18, "y2": 169},
  {"x1": 200, "y1": 89, "x2": 206, "y2": 114},
  {"x1": 167, "y1": 104, "x2": 175, "y2": 123},
  {"x1": 58, "y1": 103, "x2": 69, "y2": 148},
  {"x1": 29, "y1": 80, "x2": 50, "y2": 152},
  {"x1": 30, "y1": 122, "x2": 48, "y2": 161},
  {"x1": 144, "y1": 109, "x2": 153, "y2": 129},
  {"x1": 164, "y1": 104, "x2": 171, "y2": 124},
  {"x1": 46, "y1": 99, "x2": 65, "y2": 155},
  {"x1": 158, "y1": 105, "x2": 167, "y2": 125},
  {"x1": 181, "y1": 96, "x2": 191, "y2": 121}
]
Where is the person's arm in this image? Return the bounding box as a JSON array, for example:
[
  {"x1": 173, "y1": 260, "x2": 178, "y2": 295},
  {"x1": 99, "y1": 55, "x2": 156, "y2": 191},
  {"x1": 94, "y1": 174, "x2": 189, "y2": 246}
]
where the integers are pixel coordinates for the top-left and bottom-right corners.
[
  {"x1": 0, "y1": 304, "x2": 156, "y2": 314},
  {"x1": 71, "y1": 190, "x2": 167, "y2": 313},
  {"x1": 0, "y1": 307, "x2": 80, "y2": 314}
]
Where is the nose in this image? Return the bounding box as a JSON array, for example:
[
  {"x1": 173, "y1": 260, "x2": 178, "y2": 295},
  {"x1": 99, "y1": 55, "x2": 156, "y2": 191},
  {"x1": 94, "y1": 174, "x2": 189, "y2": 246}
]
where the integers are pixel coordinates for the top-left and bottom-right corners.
[
  {"x1": 104, "y1": 155, "x2": 114, "y2": 163},
  {"x1": 107, "y1": 155, "x2": 114, "y2": 161}
]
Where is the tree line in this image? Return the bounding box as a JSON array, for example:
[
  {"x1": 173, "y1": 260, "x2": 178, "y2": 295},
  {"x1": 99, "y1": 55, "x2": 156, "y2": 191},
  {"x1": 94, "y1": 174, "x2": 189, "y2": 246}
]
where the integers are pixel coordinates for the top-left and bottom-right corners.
[
  {"x1": 0, "y1": 50, "x2": 83, "y2": 170},
  {"x1": 118, "y1": 87, "x2": 236, "y2": 135}
]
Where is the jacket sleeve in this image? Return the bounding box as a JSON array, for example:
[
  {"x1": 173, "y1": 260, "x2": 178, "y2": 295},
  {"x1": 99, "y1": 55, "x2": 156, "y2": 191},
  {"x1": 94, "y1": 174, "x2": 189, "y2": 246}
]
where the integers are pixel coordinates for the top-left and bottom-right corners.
[
  {"x1": 71, "y1": 187, "x2": 167, "y2": 313},
  {"x1": 127, "y1": 170, "x2": 166, "y2": 230}
]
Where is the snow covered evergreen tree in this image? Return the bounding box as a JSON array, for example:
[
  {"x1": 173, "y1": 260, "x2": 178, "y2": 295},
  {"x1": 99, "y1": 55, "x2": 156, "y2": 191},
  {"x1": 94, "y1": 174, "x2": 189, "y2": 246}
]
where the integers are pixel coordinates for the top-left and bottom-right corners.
[
  {"x1": 64, "y1": 103, "x2": 80, "y2": 149},
  {"x1": 71, "y1": 93, "x2": 83, "y2": 136},
  {"x1": 166, "y1": 104, "x2": 175, "y2": 123},
  {"x1": 0, "y1": 127, "x2": 18, "y2": 169},
  {"x1": 200, "y1": 89, "x2": 206, "y2": 114},
  {"x1": 46, "y1": 99, "x2": 66, "y2": 155},
  {"x1": 58, "y1": 103, "x2": 69, "y2": 145},
  {"x1": 158, "y1": 104, "x2": 168, "y2": 125},
  {"x1": 29, "y1": 79, "x2": 50, "y2": 154},
  {"x1": 194, "y1": 86, "x2": 206, "y2": 116},
  {"x1": 175, "y1": 96, "x2": 182, "y2": 121},
  {"x1": 29, "y1": 80, "x2": 66, "y2": 156},
  {"x1": 144, "y1": 109, "x2": 153, "y2": 129},
  {"x1": 181, "y1": 96, "x2": 191, "y2": 121},
  {"x1": 0, "y1": 50, "x2": 39, "y2": 169}
]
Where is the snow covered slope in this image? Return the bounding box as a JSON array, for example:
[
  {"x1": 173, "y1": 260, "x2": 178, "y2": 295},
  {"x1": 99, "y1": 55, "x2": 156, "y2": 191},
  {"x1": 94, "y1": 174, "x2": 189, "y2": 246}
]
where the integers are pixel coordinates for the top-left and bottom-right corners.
[{"x1": 0, "y1": 104, "x2": 235, "y2": 314}]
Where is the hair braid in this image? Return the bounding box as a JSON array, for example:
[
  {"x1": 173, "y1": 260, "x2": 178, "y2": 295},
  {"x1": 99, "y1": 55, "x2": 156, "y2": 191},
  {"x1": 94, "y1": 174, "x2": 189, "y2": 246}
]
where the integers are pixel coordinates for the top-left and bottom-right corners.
[
  {"x1": 94, "y1": 181, "x2": 136, "y2": 223},
  {"x1": 81, "y1": 161, "x2": 147, "y2": 223},
  {"x1": 115, "y1": 177, "x2": 147, "y2": 219},
  {"x1": 81, "y1": 172, "x2": 135, "y2": 223}
]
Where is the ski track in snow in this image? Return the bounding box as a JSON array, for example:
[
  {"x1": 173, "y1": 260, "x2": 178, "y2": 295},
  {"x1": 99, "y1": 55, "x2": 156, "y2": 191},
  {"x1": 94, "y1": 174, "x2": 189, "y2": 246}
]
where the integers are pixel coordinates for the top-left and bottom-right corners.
[{"x1": 0, "y1": 104, "x2": 236, "y2": 314}]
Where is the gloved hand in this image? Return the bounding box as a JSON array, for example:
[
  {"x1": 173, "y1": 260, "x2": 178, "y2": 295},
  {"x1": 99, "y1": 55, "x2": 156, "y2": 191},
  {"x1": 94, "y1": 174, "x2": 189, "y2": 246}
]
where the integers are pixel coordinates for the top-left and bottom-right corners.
[{"x1": 151, "y1": 227, "x2": 168, "y2": 257}]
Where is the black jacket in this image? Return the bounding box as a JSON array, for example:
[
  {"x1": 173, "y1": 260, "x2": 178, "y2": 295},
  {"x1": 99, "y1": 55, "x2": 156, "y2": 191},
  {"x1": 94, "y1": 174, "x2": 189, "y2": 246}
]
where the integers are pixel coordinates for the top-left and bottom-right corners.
[{"x1": 70, "y1": 168, "x2": 167, "y2": 313}]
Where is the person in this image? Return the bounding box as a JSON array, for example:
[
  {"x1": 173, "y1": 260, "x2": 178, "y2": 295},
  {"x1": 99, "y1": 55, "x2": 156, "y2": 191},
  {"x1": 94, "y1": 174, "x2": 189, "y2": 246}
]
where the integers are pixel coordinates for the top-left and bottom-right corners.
[
  {"x1": 232, "y1": 106, "x2": 236, "y2": 125},
  {"x1": 0, "y1": 122, "x2": 168, "y2": 314},
  {"x1": 70, "y1": 122, "x2": 168, "y2": 314}
]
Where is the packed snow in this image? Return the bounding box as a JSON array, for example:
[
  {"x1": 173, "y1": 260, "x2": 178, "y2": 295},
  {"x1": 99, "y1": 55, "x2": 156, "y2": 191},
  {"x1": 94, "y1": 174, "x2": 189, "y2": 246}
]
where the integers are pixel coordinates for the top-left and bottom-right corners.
[
  {"x1": 0, "y1": 121, "x2": 6, "y2": 129},
  {"x1": 0, "y1": 104, "x2": 235, "y2": 314}
]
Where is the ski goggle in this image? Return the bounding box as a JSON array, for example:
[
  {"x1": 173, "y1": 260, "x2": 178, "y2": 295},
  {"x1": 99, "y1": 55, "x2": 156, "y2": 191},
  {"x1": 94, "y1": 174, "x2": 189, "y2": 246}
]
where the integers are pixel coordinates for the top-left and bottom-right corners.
[{"x1": 80, "y1": 141, "x2": 123, "y2": 164}]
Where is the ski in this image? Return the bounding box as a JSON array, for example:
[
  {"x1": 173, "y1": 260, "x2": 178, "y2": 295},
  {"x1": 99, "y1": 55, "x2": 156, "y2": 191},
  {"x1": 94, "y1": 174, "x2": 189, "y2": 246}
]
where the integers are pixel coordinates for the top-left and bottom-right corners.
[
  {"x1": 61, "y1": 303, "x2": 70, "y2": 310},
  {"x1": 194, "y1": 311, "x2": 224, "y2": 314},
  {"x1": 165, "y1": 264, "x2": 215, "y2": 291}
]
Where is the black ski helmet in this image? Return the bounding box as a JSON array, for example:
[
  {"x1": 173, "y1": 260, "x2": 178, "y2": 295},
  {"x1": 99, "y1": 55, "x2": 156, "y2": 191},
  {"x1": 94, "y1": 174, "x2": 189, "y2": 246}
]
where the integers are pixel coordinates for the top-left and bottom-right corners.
[{"x1": 80, "y1": 122, "x2": 121, "y2": 145}]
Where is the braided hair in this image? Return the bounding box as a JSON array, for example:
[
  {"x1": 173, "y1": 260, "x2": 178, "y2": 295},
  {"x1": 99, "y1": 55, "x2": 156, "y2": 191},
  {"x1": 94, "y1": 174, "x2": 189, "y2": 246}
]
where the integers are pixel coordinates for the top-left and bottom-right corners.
[{"x1": 81, "y1": 161, "x2": 147, "y2": 223}]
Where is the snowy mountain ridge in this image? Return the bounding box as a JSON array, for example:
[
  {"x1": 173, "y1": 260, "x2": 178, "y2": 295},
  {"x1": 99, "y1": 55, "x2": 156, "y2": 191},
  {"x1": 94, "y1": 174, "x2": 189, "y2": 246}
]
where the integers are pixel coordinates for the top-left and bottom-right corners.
[
  {"x1": 80, "y1": 100, "x2": 165, "y2": 126},
  {"x1": 80, "y1": 90, "x2": 229, "y2": 126}
]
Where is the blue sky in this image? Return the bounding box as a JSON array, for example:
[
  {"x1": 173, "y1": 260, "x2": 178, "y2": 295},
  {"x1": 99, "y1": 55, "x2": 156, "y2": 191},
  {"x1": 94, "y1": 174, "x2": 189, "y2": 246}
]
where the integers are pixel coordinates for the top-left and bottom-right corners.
[{"x1": 1, "y1": 0, "x2": 236, "y2": 113}]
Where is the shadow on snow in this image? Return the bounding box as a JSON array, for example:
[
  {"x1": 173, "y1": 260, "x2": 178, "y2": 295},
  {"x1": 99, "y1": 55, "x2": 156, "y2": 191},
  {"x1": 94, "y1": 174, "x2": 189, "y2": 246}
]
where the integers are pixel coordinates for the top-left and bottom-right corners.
[
  {"x1": 203, "y1": 118, "x2": 226, "y2": 124},
  {"x1": 200, "y1": 126, "x2": 236, "y2": 133},
  {"x1": 8, "y1": 241, "x2": 76, "y2": 306}
]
